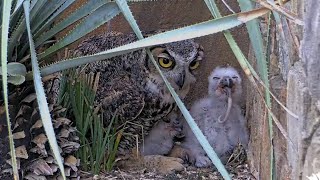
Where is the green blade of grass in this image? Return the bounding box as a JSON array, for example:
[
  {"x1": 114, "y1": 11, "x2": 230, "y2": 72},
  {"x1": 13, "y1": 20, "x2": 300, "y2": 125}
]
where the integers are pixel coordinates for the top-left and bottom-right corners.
[
  {"x1": 62, "y1": 70, "x2": 120, "y2": 173},
  {"x1": 265, "y1": 12, "x2": 276, "y2": 180},
  {"x1": 107, "y1": 129, "x2": 122, "y2": 171},
  {"x1": 116, "y1": 0, "x2": 231, "y2": 178},
  {"x1": 1, "y1": 0, "x2": 19, "y2": 179},
  {"x1": 37, "y1": 7, "x2": 269, "y2": 77},
  {"x1": 23, "y1": 1, "x2": 66, "y2": 179},
  {"x1": 38, "y1": 2, "x2": 121, "y2": 60}
]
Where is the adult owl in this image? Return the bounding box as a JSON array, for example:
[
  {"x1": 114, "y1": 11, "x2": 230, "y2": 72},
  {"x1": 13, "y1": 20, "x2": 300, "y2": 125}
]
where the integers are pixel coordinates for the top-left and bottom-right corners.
[{"x1": 73, "y1": 31, "x2": 204, "y2": 155}]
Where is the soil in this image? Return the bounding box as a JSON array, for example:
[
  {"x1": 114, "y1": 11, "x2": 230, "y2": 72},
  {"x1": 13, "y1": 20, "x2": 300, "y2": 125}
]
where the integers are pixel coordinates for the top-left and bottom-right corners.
[{"x1": 80, "y1": 163, "x2": 255, "y2": 180}]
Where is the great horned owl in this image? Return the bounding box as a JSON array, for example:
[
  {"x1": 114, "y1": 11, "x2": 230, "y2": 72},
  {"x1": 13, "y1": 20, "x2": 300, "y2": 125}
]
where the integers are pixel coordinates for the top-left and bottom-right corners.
[
  {"x1": 73, "y1": 31, "x2": 204, "y2": 154},
  {"x1": 178, "y1": 66, "x2": 249, "y2": 167}
]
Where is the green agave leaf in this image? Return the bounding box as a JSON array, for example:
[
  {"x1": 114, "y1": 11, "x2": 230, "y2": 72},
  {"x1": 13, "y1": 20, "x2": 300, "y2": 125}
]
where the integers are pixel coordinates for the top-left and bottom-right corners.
[
  {"x1": 9, "y1": 7, "x2": 23, "y2": 33},
  {"x1": 0, "y1": 62, "x2": 27, "y2": 85},
  {"x1": 18, "y1": 0, "x2": 75, "y2": 58},
  {"x1": 116, "y1": 0, "x2": 231, "y2": 178},
  {"x1": 38, "y1": 2, "x2": 120, "y2": 60},
  {"x1": 11, "y1": 0, "x2": 23, "y2": 19},
  {"x1": 23, "y1": 1, "x2": 66, "y2": 179},
  {"x1": 0, "y1": 1, "x2": 2, "y2": 15},
  {"x1": 31, "y1": 0, "x2": 67, "y2": 32},
  {"x1": 7, "y1": 76, "x2": 25, "y2": 85},
  {"x1": 8, "y1": 62, "x2": 26, "y2": 76},
  {"x1": 30, "y1": 0, "x2": 46, "y2": 20},
  {"x1": 0, "y1": 0, "x2": 23, "y2": 30},
  {"x1": 13, "y1": 0, "x2": 23, "y2": 13},
  {"x1": 1, "y1": 0, "x2": 19, "y2": 179},
  {"x1": 237, "y1": 0, "x2": 274, "y2": 179},
  {"x1": 115, "y1": 0, "x2": 143, "y2": 39},
  {"x1": 34, "y1": 0, "x2": 108, "y2": 47},
  {"x1": 238, "y1": 0, "x2": 268, "y2": 80},
  {"x1": 38, "y1": 7, "x2": 269, "y2": 76},
  {"x1": 0, "y1": 62, "x2": 26, "y2": 76},
  {"x1": 266, "y1": 12, "x2": 276, "y2": 180},
  {"x1": 8, "y1": 13, "x2": 25, "y2": 59}
]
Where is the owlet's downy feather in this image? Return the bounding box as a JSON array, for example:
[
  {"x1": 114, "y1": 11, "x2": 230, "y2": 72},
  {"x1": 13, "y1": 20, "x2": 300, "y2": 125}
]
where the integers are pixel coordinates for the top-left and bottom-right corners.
[{"x1": 176, "y1": 66, "x2": 249, "y2": 167}]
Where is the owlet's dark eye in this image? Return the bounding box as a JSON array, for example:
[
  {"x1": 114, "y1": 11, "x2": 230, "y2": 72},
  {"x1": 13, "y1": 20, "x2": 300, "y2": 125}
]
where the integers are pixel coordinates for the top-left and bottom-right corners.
[
  {"x1": 213, "y1": 77, "x2": 220, "y2": 80},
  {"x1": 232, "y1": 76, "x2": 238, "y2": 79}
]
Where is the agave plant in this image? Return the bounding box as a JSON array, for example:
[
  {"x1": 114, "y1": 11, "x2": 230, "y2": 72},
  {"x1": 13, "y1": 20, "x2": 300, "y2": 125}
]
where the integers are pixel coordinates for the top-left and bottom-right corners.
[
  {"x1": 1, "y1": 0, "x2": 298, "y2": 179},
  {"x1": 0, "y1": 0, "x2": 122, "y2": 179}
]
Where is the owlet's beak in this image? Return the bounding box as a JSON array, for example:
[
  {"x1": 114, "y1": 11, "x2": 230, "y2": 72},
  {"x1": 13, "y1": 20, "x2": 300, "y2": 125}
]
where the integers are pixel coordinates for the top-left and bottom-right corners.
[{"x1": 220, "y1": 76, "x2": 234, "y2": 88}]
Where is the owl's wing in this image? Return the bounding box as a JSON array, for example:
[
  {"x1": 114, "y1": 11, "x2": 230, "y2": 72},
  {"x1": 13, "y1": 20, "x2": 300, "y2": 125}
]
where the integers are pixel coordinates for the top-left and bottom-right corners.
[
  {"x1": 73, "y1": 32, "x2": 127, "y2": 56},
  {"x1": 97, "y1": 74, "x2": 145, "y2": 127},
  {"x1": 72, "y1": 32, "x2": 146, "y2": 124}
]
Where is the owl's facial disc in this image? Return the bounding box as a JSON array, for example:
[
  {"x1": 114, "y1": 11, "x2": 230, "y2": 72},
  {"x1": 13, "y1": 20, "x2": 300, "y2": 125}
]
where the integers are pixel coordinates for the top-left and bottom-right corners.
[
  {"x1": 150, "y1": 47, "x2": 186, "y2": 89},
  {"x1": 156, "y1": 52, "x2": 186, "y2": 89},
  {"x1": 208, "y1": 66, "x2": 242, "y2": 100},
  {"x1": 149, "y1": 41, "x2": 203, "y2": 98},
  {"x1": 212, "y1": 76, "x2": 235, "y2": 98}
]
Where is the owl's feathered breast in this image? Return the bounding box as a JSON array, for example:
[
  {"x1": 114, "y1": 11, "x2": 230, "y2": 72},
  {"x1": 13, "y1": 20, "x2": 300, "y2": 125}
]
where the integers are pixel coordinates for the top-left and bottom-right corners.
[{"x1": 73, "y1": 32, "x2": 175, "y2": 151}]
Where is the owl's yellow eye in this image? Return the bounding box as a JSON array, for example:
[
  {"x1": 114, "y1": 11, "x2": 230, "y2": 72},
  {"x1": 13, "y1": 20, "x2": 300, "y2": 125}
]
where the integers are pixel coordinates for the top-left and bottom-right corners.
[
  {"x1": 189, "y1": 61, "x2": 200, "y2": 70},
  {"x1": 158, "y1": 57, "x2": 174, "y2": 68}
]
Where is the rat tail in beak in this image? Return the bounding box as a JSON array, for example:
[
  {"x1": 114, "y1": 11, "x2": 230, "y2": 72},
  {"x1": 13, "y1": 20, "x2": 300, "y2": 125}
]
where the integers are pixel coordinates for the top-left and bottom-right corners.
[{"x1": 218, "y1": 88, "x2": 232, "y2": 123}]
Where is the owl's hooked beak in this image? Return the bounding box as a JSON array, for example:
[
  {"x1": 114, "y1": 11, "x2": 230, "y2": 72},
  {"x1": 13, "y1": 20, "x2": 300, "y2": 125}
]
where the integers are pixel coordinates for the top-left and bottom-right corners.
[
  {"x1": 220, "y1": 76, "x2": 234, "y2": 88},
  {"x1": 175, "y1": 70, "x2": 186, "y2": 89}
]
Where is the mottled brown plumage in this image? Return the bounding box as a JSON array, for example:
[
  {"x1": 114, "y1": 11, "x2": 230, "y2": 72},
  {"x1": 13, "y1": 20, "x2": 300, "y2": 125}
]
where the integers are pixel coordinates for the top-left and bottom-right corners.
[{"x1": 73, "y1": 31, "x2": 204, "y2": 154}]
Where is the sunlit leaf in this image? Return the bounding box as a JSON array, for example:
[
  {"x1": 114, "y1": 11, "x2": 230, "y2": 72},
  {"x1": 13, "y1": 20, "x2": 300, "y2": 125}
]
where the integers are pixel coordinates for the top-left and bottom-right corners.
[
  {"x1": 38, "y1": 7, "x2": 269, "y2": 76},
  {"x1": 0, "y1": 62, "x2": 27, "y2": 85},
  {"x1": 34, "y1": 0, "x2": 107, "y2": 47},
  {"x1": 23, "y1": 1, "x2": 66, "y2": 179},
  {"x1": 1, "y1": 0, "x2": 19, "y2": 179},
  {"x1": 38, "y1": 2, "x2": 120, "y2": 60},
  {"x1": 238, "y1": 0, "x2": 274, "y2": 178}
]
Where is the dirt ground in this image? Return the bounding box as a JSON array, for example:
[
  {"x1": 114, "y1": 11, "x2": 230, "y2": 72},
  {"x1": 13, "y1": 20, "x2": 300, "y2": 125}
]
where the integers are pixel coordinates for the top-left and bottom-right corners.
[{"x1": 80, "y1": 164, "x2": 255, "y2": 180}]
